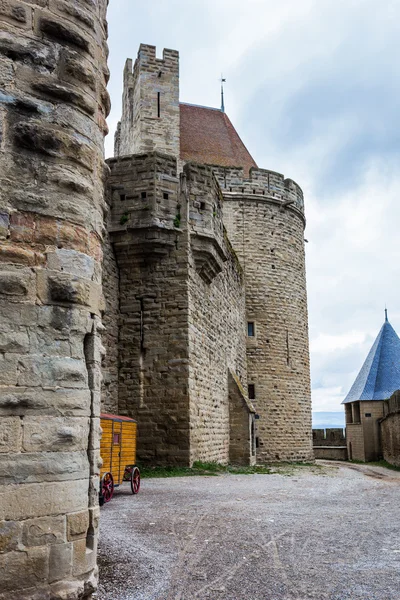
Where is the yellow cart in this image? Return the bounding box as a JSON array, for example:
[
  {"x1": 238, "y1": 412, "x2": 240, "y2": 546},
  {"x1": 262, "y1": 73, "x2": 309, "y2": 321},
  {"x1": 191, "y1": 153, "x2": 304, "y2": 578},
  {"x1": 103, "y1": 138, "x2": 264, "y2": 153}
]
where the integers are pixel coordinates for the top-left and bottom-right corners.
[{"x1": 99, "y1": 413, "x2": 140, "y2": 504}]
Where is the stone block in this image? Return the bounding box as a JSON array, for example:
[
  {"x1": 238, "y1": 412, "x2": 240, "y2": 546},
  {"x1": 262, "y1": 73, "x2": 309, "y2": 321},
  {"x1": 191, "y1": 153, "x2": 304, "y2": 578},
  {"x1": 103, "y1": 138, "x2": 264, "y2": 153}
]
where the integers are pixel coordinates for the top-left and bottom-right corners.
[
  {"x1": 0, "y1": 479, "x2": 89, "y2": 521},
  {"x1": 0, "y1": 519, "x2": 21, "y2": 552},
  {"x1": 72, "y1": 538, "x2": 96, "y2": 577},
  {"x1": 0, "y1": 269, "x2": 34, "y2": 298},
  {"x1": 0, "y1": 547, "x2": 49, "y2": 592},
  {"x1": 47, "y1": 248, "x2": 95, "y2": 279},
  {"x1": 48, "y1": 273, "x2": 91, "y2": 306},
  {"x1": 17, "y1": 356, "x2": 88, "y2": 388},
  {"x1": 67, "y1": 510, "x2": 89, "y2": 541},
  {"x1": 0, "y1": 354, "x2": 17, "y2": 385},
  {"x1": 0, "y1": 387, "x2": 91, "y2": 417},
  {"x1": 22, "y1": 515, "x2": 66, "y2": 547},
  {"x1": 23, "y1": 417, "x2": 90, "y2": 452},
  {"x1": 0, "y1": 417, "x2": 21, "y2": 453},
  {"x1": 0, "y1": 451, "x2": 89, "y2": 485},
  {"x1": 0, "y1": 242, "x2": 37, "y2": 266},
  {"x1": 0, "y1": 327, "x2": 29, "y2": 353},
  {"x1": 49, "y1": 542, "x2": 73, "y2": 583}
]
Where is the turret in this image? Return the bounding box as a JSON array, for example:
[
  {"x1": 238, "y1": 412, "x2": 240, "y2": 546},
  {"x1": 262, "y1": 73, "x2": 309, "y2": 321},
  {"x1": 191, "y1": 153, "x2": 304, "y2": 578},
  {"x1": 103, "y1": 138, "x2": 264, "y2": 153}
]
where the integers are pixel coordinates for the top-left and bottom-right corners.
[{"x1": 115, "y1": 44, "x2": 180, "y2": 157}]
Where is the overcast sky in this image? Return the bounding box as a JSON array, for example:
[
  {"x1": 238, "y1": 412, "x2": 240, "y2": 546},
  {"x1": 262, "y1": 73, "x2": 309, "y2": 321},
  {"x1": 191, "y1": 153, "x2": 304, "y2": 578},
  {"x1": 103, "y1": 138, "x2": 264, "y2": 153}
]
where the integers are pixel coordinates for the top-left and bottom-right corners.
[{"x1": 106, "y1": 0, "x2": 400, "y2": 414}]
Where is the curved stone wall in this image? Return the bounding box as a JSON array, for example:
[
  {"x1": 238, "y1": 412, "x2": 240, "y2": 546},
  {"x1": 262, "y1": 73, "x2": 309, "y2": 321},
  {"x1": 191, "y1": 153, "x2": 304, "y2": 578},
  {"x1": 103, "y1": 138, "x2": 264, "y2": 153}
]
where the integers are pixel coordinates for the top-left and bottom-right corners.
[
  {"x1": 219, "y1": 169, "x2": 313, "y2": 462},
  {"x1": 0, "y1": 2, "x2": 109, "y2": 598}
]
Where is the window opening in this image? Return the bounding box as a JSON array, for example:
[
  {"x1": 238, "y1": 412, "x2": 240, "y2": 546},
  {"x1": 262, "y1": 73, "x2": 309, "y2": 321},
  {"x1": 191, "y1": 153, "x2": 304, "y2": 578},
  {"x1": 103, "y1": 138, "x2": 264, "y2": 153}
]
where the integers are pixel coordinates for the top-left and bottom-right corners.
[
  {"x1": 141, "y1": 191, "x2": 147, "y2": 199},
  {"x1": 120, "y1": 193, "x2": 126, "y2": 201},
  {"x1": 157, "y1": 92, "x2": 161, "y2": 117},
  {"x1": 365, "y1": 413, "x2": 372, "y2": 417},
  {"x1": 248, "y1": 384, "x2": 255, "y2": 400},
  {"x1": 113, "y1": 433, "x2": 120, "y2": 445},
  {"x1": 163, "y1": 192, "x2": 169, "y2": 200},
  {"x1": 247, "y1": 322, "x2": 255, "y2": 337},
  {"x1": 200, "y1": 202, "x2": 206, "y2": 211}
]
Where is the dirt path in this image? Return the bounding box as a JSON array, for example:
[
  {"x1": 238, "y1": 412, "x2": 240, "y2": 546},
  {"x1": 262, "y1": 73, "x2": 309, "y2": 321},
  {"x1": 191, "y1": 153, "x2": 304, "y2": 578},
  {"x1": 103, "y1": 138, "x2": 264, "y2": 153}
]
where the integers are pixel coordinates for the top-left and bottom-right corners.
[{"x1": 95, "y1": 463, "x2": 400, "y2": 600}]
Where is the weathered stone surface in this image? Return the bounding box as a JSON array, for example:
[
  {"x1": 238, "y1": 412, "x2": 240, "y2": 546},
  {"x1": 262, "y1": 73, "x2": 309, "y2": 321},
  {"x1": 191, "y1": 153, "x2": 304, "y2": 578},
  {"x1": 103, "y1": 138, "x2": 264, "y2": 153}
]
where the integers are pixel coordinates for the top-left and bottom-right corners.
[
  {"x1": 0, "y1": 451, "x2": 89, "y2": 485},
  {"x1": 49, "y1": 542, "x2": 72, "y2": 583},
  {"x1": 0, "y1": 0, "x2": 108, "y2": 595},
  {"x1": 0, "y1": 417, "x2": 21, "y2": 453},
  {"x1": 72, "y1": 538, "x2": 96, "y2": 577},
  {"x1": 0, "y1": 269, "x2": 33, "y2": 297},
  {"x1": 0, "y1": 387, "x2": 91, "y2": 417},
  {"x1": 0, "y1": 547, "x2": 49, "y2": 592},
  {"x1": 22, "y1": 515, "x2": 66, "y2": 547},
  {"x1": 0, "y1": 479, "x2": 88, "y2": 521},
  {"x1": 67, "y1": 511, "x2": 89, "y2": 541},
  {"x1": 22, "y1": 417, "x2": 90, "y2": 452},
  {"x1": 0, "y1": 520, "x2": 21, "y2": 553}
]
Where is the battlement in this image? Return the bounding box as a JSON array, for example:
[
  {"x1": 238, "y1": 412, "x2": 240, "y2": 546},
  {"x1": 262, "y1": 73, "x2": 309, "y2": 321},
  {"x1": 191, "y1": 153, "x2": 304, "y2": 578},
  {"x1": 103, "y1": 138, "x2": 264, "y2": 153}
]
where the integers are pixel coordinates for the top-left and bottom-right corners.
[
  {"x1": 117, "y1": 45, "x2": 180, "y2": 159},
  {"x1": 212, "y1": 165, "x2": 304, "y2": 214},
  {"x1": 123, "y1": 45, "x2": 179, "y2": 83},
  {"x1": 313, "y1": 428, "x2": 346, "y2": 446}
]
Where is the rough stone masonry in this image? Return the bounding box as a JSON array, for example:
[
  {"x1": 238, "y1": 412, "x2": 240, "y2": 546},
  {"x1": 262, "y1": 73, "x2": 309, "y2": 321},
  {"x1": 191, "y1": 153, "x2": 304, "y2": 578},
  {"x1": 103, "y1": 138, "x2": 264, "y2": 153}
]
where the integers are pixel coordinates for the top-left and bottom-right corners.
[{"x1": 0, "y1": 1, "x2": 109, "y2": 598}]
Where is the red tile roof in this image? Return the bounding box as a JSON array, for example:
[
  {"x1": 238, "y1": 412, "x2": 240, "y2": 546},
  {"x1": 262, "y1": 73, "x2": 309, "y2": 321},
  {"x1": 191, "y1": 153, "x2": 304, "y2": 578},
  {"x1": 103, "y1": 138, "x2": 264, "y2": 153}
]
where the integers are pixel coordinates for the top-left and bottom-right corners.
[{"x1": 180, "y1": 103, "x2": 257, "y2": 174}]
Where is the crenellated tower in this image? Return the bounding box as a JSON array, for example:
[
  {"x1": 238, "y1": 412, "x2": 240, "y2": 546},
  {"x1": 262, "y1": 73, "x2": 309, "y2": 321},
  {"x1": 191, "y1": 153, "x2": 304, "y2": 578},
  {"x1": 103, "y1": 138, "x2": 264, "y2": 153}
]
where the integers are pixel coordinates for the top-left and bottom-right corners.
[
  {"x1": 108, "y1": 44, "x2": 313, "y2": 465},
  {"x1": 115, "y1": 44, "x2": 180, "y2": 158}
]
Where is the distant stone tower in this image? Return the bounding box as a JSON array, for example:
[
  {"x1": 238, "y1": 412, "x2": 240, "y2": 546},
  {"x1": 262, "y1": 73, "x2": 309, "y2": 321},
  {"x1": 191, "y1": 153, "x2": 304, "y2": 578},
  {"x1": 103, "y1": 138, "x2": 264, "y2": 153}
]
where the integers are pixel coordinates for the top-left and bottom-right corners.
[
  {"x1": 110, "y1": 43, "x2": 313, "y2": 464},
  {"x1": 0, "y1": 2, "x2": 109, "y2": 598}
]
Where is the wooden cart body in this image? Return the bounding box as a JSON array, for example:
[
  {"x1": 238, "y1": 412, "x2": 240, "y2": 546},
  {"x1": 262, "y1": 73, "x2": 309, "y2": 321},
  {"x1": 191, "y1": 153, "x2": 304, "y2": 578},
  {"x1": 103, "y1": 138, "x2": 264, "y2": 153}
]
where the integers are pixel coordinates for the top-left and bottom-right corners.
[{"x1": 99, "y1": 413, "x2": 140, "y2": 503}]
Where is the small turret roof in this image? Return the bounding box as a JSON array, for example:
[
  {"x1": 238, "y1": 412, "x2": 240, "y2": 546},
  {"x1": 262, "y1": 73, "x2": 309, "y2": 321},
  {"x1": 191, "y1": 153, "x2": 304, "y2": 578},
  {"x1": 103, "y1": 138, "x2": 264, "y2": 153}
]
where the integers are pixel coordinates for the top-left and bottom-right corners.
[
  {"x1": 180, "y1": 103, "x2": 257, "y2": 175},
  {"x1": 342, "y1": 315, "x2": 400, "y2": 403}
]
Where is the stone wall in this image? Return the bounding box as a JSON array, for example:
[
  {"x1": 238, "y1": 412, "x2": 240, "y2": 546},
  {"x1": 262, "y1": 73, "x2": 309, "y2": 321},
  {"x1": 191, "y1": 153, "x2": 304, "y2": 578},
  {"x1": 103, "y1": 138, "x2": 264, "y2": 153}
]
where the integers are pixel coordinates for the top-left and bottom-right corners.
[
  {"x1": 0, "y1": 1, "x2": 109, "y2": 598},
  {"x1": 107, "y1": 153, "x2": 191, "y2": 465},
  {"x1": 106, "y1": 155, "x2": 253, "y2": 466},
  {"x1": 220, "y1": 167, "x2": 313, "y2": 463},
  {"x1": 185, "y1": 163, "x2": 249, "y2": 464},
  {"x1": 313, "y1": 428, "x2": 347, "y2": 460},
  {"x1": 346, "y1": 400, "x2": 384, "y2": 461},
  {"x1": 101, "y1": 233, "x2": 119, "y2": 415},
  {"x1": 115, "y1": 44, "x2": 180, "y2": 158},
  {"x1": 380, "y1": 391, "x2": 400, "y2": 467}
]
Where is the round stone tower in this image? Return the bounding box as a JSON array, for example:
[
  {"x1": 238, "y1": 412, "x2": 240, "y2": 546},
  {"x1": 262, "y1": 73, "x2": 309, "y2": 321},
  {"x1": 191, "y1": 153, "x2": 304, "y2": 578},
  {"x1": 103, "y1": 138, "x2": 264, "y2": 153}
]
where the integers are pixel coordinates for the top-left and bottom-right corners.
[
  {"x1": 214, "y1": 166, "x2": 313, "y2": 462},
  {"x1": 0, "y1": 1, "x2": 109, "y2": 598}
]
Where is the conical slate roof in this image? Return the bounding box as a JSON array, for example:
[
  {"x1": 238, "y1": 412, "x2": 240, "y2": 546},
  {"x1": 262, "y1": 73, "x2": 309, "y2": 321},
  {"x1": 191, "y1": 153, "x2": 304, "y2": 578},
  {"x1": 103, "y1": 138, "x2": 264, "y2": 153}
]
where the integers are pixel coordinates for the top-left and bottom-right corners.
[{"x1": 342, "y1": 315, "x2": 400, "y2": 403}]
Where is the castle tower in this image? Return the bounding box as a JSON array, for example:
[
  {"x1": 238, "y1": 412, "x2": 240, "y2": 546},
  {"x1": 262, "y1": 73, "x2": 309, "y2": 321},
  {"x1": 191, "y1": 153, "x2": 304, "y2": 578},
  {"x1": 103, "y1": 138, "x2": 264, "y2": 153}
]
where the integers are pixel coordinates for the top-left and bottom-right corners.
[
  {"x1": 115, "y1": 44, "x2": 180, "y2": 157},
  {"x1": 216, "y1": 169, "x2": 313, "y2": 462},
  {"x1": 113, "y1": 44, "x2": 313, "y2": 464},
  {"x1": 0, "y1": 2, "x2": 109, "y2": 598}
]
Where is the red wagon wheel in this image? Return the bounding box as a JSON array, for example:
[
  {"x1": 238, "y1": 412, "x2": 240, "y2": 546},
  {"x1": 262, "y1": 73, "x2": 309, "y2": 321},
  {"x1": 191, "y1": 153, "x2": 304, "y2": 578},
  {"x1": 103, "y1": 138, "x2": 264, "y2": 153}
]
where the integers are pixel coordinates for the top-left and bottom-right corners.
[
  {"x1": 131, "y1": 466, "x2": 140, "y2": 495},
  {"x1": 101, "y1": 472, "x2": 114, "y2": 503}
]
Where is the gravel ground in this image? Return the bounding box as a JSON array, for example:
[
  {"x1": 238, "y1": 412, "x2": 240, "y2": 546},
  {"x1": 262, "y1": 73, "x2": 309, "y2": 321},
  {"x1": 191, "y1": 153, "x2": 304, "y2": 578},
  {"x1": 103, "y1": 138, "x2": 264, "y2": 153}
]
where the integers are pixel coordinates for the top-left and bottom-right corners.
[{"x1": 95, "y1": 462, "x2": 400, "y2": 600}]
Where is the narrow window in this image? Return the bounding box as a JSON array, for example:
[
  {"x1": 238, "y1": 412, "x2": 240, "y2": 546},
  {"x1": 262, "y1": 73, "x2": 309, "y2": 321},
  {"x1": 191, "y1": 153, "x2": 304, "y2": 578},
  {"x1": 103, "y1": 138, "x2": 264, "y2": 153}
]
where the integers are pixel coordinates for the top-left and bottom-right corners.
[
  {"x1": 141, "y1": 191, "x2": 147, "y2": 199},
  {"x1": 247, "y1": 322, "x2": 255, "y2": 337},
  {"x1": 157, "y1": 92, "x2": 161, "y2": 118},
  {"x1": 248, "y1": 384, "x2": 255, "y2": 400},
  {"x1": 113, "y1": 433, "x2": 120, "y2": 445},
  {"x1": 256, "y1": 436, "x2": 260, "y2": 449},
  {"x1": 365, "y1": 413, "x2": 372, "y2": 417},
  {"x1": 120, "y1": 193, "x2": 126, "y2": 201},
  {"x1": 163, "y1": 192, "x2": 169, "y2": 200},
  {"x1": 200, "y1": 201, "x2": 206, "y2": 211}
]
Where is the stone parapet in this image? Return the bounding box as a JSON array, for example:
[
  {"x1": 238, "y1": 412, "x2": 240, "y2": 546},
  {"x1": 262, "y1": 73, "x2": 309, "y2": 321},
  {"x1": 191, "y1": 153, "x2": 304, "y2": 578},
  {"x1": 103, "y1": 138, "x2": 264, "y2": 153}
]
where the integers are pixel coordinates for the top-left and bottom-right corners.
[
  {"x1": 0, "y1": 1, "x2": 109, "y2": 597},
  {"x1": 211, "y1": 165, "x2": 304, "y2": 214}
]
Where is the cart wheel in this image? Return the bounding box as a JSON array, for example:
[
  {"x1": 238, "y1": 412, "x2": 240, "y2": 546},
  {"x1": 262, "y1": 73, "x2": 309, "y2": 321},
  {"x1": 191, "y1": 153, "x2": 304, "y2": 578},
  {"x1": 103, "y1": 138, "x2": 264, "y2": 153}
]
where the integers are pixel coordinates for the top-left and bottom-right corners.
[
  {"x1": 131, "y1": 466, "x2": 140, "y2": 495},
  {"x1": 101, "y1": 472, "x2": 114, "y2": 503}
]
